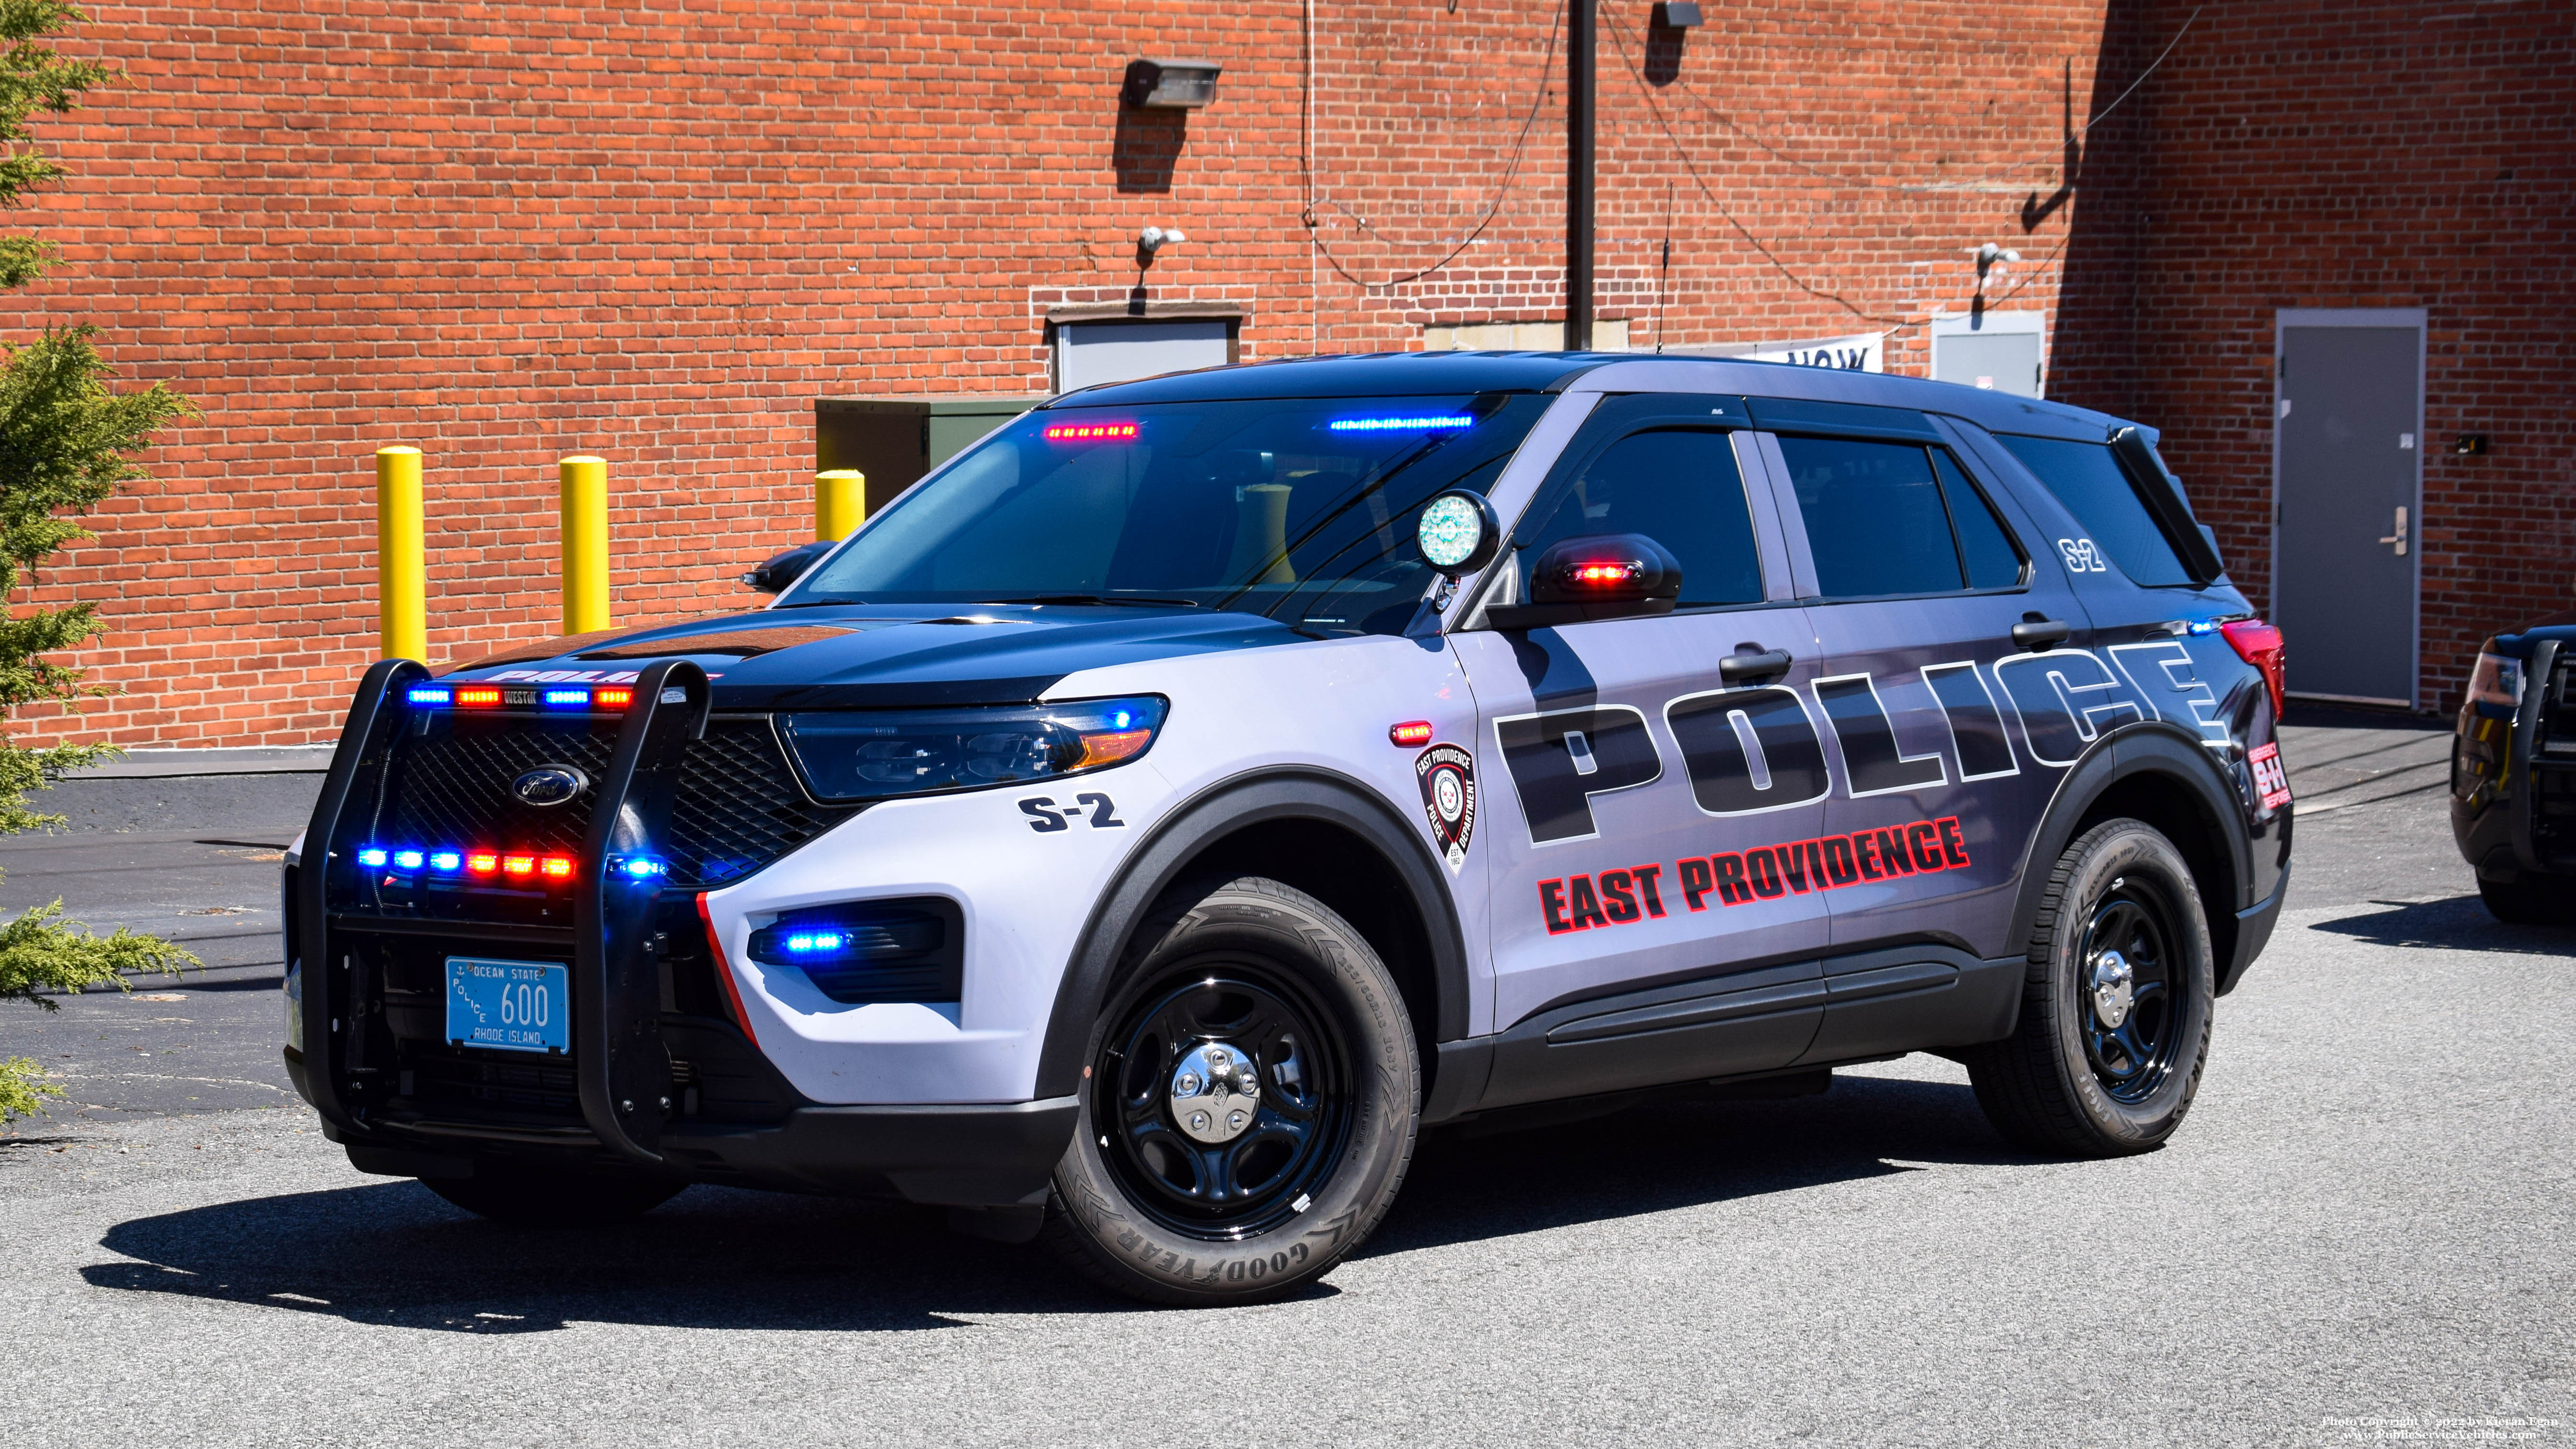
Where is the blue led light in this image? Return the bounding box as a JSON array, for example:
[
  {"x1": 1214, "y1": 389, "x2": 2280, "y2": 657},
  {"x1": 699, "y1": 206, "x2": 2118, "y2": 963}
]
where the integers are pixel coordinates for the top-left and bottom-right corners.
[
  {"x1": 429, "y1": 851, "x2": 463, "y2": 872},
  {"x1": 406, "y1": 686, "x2": 451, "y2": 706},
  {"x1": 356, "y1": 848, "x2": 390, "y2": 868},
  {"x1": 541, "y1": 688, "x2": 590, "y2": 707},
  {"x1": 393, "y1": 849, "x2": 426, "y2": 871},
  {"x1": 1111, "y1": 710, "x2": 1132, "y2": 729},
  {"x1": 784, "y1": 931, "x2": 847, "y2": 954},
  {"x1": 619, "y1": 858, "x2": 668, "y2": 879},
  {"x1": 2186, "y1": 619, "x2": 2224, "y2": 635},
  {"x1": 1329, "y1": 415, "x2": 1474, "y2": 433}
]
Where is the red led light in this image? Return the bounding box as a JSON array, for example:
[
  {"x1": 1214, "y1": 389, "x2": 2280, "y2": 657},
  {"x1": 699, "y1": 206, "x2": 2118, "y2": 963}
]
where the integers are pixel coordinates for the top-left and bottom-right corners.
[
  {"x1": 1043, "y1": 422, "x2": 1139, "y2": 442},
  {"x1": 502, "y1": 854, "x2": 537, "y2": 876},
  {"x1": 454, "y1": 686, "x2": 504, "y2": 707},
  {"x1": 540, "y1": 856, "x2": 575, "y2": 879},
  {"x1": 466, "y1": 852, "x2": 499, "y2": 875},
  {"x1": 593, "y1": 686, "x2": 634, "y2": 708},
  {"x1": 1389, "y1": 721, "x2": 1435, "y2": 747},
  {"x1": 1570, "y1": 562, "x2": 1635, "y2": 586}
]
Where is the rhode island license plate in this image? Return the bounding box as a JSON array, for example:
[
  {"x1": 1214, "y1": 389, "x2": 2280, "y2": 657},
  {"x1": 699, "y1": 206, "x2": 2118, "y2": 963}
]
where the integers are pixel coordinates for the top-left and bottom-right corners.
[{"x1": 445, "y1": 957, "x2": 569, "y2": 1055}]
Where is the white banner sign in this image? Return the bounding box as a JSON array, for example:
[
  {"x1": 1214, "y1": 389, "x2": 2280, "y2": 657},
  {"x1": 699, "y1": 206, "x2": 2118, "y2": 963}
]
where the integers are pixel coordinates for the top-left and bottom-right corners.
[{"x1": 1731, "y1": 331, "x2": 1884, "y2": 372}]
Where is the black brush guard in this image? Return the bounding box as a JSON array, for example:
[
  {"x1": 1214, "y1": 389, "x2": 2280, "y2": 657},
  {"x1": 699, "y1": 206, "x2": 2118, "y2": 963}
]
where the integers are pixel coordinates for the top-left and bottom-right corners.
[{"x1": 295, "y1": 657, "x2": 711, "y2": 1167}]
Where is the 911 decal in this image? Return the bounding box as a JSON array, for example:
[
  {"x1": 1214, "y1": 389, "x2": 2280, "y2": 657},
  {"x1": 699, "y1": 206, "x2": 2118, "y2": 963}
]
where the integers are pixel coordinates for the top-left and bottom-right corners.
[
  {"x1": 2249, "y1": 742, "x2": 2292, "y2": 811},
  {"x1": 1540, "y1": 817, "x2": 1969, "y2": 932}
]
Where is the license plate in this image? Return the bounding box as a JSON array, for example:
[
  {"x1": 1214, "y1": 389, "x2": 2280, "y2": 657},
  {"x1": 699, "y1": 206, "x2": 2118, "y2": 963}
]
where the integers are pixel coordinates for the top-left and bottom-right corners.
[{"x1": 445, "y1": 957, "x2": 569, "y2": 1055}]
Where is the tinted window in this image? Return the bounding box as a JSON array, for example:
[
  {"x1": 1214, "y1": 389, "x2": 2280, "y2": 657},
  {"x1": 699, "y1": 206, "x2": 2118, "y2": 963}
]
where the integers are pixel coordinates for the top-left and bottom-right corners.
[
  {"x1": 1932, "y1": 449, "x2": 2027, "y2": 589},
  {"x1": 789, "y1": 394, "x2": 1553, "y2": 635},
  {"x1": 1995, "y1": 435, "x2": 2193, "y2": 586},
  {"x1": 1778, "y1": 437, "x2": 1965, "y2": 598},
  {"x1": 1512, "y1": 428, "x2": 1764, "y2": 607}
]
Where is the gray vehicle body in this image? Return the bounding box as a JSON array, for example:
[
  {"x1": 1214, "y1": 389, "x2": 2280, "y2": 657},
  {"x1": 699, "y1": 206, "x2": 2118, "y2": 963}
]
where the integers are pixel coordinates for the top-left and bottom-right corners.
[{"x1": 282, "y1": 352, "x2": 2293, "y2": 1209}]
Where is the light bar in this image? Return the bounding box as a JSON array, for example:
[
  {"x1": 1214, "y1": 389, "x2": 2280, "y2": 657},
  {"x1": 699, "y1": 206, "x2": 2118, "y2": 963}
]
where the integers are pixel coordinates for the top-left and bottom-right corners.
[
  {"x1": 1043, "y1": 421, "x2": 1139, "y2": 442},
  {"x1": 1328, "y1": 415, "x2": 1473, "y2": 433},
  {"x1": 356, "y1": 844, "x2": 644, "y2": 887},
  {"x1": 403, "y1": 683, "x2": 639, "y2": 711}
]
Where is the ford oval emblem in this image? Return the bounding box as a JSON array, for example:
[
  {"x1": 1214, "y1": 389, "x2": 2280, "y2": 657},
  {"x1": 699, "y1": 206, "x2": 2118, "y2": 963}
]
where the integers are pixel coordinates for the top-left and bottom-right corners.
[{"x1": 511, "y1": 765, "x2": 589, "y2": 808}]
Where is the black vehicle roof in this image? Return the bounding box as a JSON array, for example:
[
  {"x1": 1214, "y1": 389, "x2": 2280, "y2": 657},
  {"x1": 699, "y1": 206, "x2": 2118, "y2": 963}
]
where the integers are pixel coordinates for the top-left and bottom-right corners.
[{"x1": 1046, "y1": 350, "x2": 2138, "y2": 443}]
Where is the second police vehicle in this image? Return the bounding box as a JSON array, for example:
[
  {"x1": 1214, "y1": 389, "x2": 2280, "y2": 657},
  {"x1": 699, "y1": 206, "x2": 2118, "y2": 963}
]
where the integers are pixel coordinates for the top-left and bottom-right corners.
[{"x1": 284, "y1": 352, "x2": 2294, "y2": 1304}]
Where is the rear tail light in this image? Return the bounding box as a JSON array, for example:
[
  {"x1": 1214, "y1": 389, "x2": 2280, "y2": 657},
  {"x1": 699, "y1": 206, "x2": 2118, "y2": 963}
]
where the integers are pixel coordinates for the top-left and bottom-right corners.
[{"x1": 2221, "y1": 619, "x2": 2286, "y2": 720}]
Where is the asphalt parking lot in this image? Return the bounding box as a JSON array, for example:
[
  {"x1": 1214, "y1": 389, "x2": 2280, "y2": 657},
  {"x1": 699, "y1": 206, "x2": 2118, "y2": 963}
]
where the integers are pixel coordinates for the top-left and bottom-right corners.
[{"x1": 3, "y1": 712, "x2": 2570, "y2": 1447}]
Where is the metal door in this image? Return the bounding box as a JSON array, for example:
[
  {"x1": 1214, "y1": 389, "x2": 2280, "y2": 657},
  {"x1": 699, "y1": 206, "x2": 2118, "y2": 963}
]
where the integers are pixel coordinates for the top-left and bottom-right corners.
[{"x1": 2274, "y1": 311, "x2": 2424, "y2": 706}]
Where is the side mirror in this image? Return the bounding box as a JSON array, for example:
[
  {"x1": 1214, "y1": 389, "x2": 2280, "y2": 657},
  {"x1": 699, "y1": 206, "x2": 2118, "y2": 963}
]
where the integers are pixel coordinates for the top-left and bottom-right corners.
[
  {"x1": 742, "y1": 539, "x2": 834, "y2": 594},
  {"x1": 1416, "y1": 489, "x2": 1504, "y2": 577},
  {"x1": 1485, "y1": 533, "x2": 1683, "y2": 630}
]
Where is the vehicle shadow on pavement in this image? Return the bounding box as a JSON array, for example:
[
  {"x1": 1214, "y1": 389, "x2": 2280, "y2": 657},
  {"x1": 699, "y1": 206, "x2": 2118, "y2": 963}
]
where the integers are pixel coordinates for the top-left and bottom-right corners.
[
  {"x1": 1366, "y1": 1073, "x2": 2022, "y2": 1258},
  {"x1": 82, "y1": 1075, "x2": 2023, "y2": 1325},
  {"x1": 83, "y1": 1186, "x2": 1116, "y2": 1333},
  {"x1": 2308, "y1": 895, "x2": 2576, "y2": 953}
]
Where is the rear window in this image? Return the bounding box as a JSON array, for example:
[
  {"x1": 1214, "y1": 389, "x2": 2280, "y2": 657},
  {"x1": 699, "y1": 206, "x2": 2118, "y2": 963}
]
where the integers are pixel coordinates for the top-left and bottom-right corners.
[
  {"x1": 1775, "y1": 436, "x2": 2029, "y2": 599},
  {"x1": 1995, "y1": 435, "x2": 2194, "y2": 586}
]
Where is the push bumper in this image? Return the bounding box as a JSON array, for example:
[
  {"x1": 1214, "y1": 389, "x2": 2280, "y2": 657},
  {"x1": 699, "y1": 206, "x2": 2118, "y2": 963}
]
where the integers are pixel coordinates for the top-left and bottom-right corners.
[{"x1": 332, "y1": 1092, "x2": 1081, "y2": 1208}]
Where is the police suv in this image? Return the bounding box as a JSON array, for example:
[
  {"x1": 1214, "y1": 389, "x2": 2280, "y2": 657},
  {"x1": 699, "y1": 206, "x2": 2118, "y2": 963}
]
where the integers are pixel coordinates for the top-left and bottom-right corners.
[{"x1": 285, "y1": 352, "x2": 2294, "y2": 1304}]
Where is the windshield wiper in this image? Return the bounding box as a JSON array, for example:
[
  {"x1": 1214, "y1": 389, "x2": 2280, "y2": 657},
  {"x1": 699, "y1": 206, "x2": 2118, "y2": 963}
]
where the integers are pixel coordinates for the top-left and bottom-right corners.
[{"x1": 982, "y1": 594, "x2": 1202, "y2": 609}]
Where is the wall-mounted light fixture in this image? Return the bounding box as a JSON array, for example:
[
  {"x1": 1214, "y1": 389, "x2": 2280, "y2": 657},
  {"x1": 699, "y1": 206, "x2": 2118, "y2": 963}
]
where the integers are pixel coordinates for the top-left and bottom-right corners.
[
  {"x1": 1123, "y1": 58, "x2": 1223, "y2": 109},
  {"x1": 1971, "y1": 241, "x2": 2022, "y2": 286},
  {"x1": 1652, "y1": 2, "x2": 1704, "y2": 27}
]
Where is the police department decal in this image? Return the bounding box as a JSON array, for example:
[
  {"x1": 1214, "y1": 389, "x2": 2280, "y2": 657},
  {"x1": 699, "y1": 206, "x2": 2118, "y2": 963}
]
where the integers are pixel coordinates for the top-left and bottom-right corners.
[{"x1": 1414, "y1": 743, "x2": 1477, "y2": 872}]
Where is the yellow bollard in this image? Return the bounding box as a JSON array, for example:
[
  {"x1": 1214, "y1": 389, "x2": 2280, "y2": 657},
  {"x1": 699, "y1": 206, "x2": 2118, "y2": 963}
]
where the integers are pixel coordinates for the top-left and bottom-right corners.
[
  {"x1": 815, "y1": 469, "x2": 865, "y2": 542},
  {"x1": 559, "y1": 455, "x2": 610, "y2": 636},
  {"x1": 374, "y1": 446, "x2": 427, "y2": 662}
]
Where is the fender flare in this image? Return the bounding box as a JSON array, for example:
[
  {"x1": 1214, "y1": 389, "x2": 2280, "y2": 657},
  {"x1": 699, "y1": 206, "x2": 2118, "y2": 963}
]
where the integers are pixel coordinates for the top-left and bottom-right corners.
[
  {"x1": 1031, "y1": 767, "x2": 1470, "y2": 1099},
  {"x1": 2006, "y1": 721, "x2": 2255, "y2": 952}
]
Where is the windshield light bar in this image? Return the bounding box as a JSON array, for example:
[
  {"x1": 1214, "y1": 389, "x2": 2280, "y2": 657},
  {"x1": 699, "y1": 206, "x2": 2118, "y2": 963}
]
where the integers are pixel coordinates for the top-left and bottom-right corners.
[
  {"x1": 1328, "y1": 415, "x2": 1474, "y2": 433},
  {"x1": 1043, "y1": 422, "x2": 1138, "y2": 442}
]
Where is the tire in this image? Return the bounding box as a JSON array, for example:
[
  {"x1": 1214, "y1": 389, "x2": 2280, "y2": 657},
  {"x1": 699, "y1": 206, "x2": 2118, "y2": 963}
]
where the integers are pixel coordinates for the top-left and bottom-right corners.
[
  {"x1": 1039, "y1": 875, "x2": 1420, "y2": 1306},
  {"x1": 1965, "y1": 819, "x2": 2215, "y2": 1158},
  {"x1": 2479, "y1": 876, "x2": 2576, "y2": 926},
  {"x1": 421, "y1": 1160, "x2": 686, "y2": 1225}
]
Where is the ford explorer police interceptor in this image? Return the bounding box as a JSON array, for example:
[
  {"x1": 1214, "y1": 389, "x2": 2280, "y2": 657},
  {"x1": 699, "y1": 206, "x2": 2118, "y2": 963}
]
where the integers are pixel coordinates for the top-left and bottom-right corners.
[{"x1": 284, "y1": 352, "x2": 2294, "y2": 1305}]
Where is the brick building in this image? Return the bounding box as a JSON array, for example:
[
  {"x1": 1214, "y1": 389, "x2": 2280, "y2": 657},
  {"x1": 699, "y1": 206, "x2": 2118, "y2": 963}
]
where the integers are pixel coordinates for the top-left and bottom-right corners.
[{"x1": 6, "y1": 0, "x2": 2568, "y2": 746}]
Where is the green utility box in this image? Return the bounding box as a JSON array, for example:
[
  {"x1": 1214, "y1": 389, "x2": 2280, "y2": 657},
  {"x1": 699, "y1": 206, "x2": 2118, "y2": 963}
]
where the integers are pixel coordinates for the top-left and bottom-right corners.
[{"x1": 814, "y1": 395, "x2": 1050, "y2": 518}]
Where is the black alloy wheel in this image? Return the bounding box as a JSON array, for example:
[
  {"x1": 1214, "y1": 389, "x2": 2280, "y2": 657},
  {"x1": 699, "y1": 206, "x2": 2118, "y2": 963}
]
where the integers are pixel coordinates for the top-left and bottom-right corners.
[
  {"x1": 1040, "y1": 875, "x2": 1419, "y2": 1306},
  {"x1": 1965, "y1": 818, "x2": 2215, "y2": 1158},
  {"x1": 1095, "y1": 970, "x2": 1353, "y2": 1241},
  {"x1": 2076, "y1": 883, "x2": 2182, "y2": 1104}
]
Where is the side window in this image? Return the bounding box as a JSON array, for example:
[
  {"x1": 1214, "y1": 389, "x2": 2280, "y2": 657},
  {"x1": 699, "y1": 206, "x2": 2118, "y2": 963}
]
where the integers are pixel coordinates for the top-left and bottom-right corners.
[
  {"x1": 1512, "y1": 428, "x2": 1764, "y2": 608},
  {"x1": 1777, "y1": 436, "x2": 2009, "y2": 599},
  {"x1": 1994, "y1": 435, "x2": 2193, "y2": 586},
  {"x1": 1932, "y1": 449, "x2": 2028, "y2": 589}
]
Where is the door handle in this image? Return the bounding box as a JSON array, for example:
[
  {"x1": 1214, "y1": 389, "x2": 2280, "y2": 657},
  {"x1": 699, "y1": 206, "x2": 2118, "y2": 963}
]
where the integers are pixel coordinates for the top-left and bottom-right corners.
[
  {"x1": 1718, "y1": 648, "x2": 1794, "y2": 683},
  {"x1": 2011, "y1": 617, "x2": 2072, "y2": 651},
  {"x1": 2377, "y1": 506, "x2": 2408, "y2": 556}
]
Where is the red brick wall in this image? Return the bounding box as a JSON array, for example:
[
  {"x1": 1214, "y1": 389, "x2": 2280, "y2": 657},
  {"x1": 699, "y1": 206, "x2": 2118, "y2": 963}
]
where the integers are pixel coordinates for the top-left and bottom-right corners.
[
  {"x1": 2048, "y1": 0, "x2": 2576, "y2": 708},
  {"x1": 25, "y1": 1, "x2": 2550, "y2": 742}
]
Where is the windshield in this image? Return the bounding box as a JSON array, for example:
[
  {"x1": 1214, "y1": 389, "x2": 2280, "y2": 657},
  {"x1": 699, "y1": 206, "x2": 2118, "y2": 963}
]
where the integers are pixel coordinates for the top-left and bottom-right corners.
[{"x1": 785, "y1": 393, "x2": 1555, "y2": 636}]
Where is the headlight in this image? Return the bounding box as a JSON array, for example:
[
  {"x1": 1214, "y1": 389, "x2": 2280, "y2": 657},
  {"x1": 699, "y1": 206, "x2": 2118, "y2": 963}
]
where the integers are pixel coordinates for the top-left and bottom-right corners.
[{"x1": 780, "y1": 695, "x2": 1167, "y2": 803}]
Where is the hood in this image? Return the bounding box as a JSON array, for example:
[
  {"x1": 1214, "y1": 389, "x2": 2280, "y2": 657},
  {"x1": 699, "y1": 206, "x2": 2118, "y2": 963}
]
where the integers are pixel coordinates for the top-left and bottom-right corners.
[{"x1": 441, "y1": 603, "x2": 1309, "y2": 708}]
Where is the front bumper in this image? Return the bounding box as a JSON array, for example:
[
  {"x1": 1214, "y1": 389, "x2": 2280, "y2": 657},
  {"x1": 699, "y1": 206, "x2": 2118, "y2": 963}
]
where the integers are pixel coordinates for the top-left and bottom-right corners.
[{"x1": 323, "y1": 1084, "x2": 1081, "y2": 1207}]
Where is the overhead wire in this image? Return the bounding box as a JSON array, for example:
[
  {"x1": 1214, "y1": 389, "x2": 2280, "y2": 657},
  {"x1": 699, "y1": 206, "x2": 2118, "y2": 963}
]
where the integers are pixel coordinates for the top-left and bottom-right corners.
[{"x1": 1302, "y1": 0, "x2": 1565, "y2": 293}]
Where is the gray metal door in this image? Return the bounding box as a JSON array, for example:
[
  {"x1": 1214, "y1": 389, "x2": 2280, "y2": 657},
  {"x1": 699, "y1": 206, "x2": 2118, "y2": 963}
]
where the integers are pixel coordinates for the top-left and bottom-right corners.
[{"x1": 2275, "y1": 316, "x2": 2422, "y2": 705}]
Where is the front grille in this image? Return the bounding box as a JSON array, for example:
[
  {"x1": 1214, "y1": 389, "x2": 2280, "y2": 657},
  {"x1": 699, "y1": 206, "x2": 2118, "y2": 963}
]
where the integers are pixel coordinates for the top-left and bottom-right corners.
[
  {"x1": 371, "y1": 713, "x2": 856, "y2": 888},
  {"x1": 406, "y1": 1041, "x2": 584, "y2": 1123}
]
